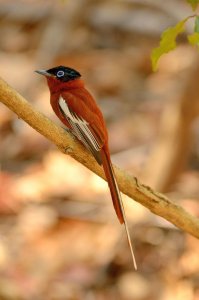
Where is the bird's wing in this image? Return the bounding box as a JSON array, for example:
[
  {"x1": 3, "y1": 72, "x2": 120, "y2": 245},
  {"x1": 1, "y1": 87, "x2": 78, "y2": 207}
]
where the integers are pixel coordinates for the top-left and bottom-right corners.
[{"x1": 58, "y1": 95, "x2": 103, "y2": 165}]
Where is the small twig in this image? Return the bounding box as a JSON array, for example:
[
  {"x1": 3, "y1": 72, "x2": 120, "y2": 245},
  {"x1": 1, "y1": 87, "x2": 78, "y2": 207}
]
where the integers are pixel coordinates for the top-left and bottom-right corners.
[{"x1": 0, "y1": 77, "x2": 199, "y2": 239}]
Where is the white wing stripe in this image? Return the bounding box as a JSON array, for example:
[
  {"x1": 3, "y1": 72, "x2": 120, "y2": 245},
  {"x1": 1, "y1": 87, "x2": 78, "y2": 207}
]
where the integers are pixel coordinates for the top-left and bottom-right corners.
[
  {"x1": 59, "y1": 97, "x2": 78, "y2": 122},
  {"x1": 70, "y1": 109, "x2": 100, "y2": 149},
  {"x1": 79, "y1": 123, "x2": 100, "y2": 150},
  {"x1": 58, "y1": 96, "x2": 101, "y2": 151}
]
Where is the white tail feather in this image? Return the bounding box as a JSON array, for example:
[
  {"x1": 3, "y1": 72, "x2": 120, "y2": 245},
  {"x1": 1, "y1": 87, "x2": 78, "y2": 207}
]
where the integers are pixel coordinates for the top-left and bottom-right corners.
[
  {"x1": 120, "y1": 200, "x2": 137, "y2": 270},
  {"x1": 109, "y1": 162, "x2": 137, "y2": 270}
]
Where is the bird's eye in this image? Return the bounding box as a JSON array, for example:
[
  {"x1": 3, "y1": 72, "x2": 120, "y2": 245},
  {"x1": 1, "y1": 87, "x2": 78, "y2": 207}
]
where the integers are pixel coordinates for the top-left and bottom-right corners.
[{"x1": 57, "y1": 70, "x2": 65, "y2": 77}]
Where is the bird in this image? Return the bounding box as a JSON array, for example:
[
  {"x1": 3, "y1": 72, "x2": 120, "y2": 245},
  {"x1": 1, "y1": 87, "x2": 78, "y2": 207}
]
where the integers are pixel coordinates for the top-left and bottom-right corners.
[{"x1": 35, "y1": 66, "x2": 137, "y2": 269}]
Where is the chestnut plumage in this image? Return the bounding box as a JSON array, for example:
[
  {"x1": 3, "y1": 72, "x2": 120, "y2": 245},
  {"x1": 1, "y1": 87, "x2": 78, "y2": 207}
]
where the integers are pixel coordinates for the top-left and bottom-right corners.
[{"x1": 36, "y1": 66, "x2": 137, "y2": 269}]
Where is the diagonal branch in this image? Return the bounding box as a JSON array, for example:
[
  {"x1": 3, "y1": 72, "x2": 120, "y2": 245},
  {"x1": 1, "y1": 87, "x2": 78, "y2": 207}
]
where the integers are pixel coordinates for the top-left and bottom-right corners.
[{"x1": 0, "y1": 77, "x2": 199, "y2": 239}]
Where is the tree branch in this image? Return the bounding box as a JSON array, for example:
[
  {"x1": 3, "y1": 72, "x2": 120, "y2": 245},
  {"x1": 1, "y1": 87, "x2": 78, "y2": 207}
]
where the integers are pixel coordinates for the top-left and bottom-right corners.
[{"x1": 0, "y1": 77, "x2": 199, "y2": 239}]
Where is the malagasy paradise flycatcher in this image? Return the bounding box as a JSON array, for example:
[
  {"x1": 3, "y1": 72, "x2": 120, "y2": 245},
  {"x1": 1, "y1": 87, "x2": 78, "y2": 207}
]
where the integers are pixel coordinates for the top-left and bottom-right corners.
[{"x1": 36, "y1": 66, "x2": 137, "y2": 269}]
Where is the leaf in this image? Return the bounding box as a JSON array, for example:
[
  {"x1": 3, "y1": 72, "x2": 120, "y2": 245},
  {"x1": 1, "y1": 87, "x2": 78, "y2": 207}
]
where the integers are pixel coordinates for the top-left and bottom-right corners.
[
  {"x1": 194, "y1": 16, "x2": 199, "y2": 32},
  {"x1": 188, "y1": 32, "x2": 199, "y2": 45},
  {"x1": 151, "y1": 18, "x2": 188, "y2": 71},
  {"x1": 187, "y1": 0, "x2": 199, "y2": 10},
  {"x1": 188, "y1": 16, "x2": 199, "y2": 46}
]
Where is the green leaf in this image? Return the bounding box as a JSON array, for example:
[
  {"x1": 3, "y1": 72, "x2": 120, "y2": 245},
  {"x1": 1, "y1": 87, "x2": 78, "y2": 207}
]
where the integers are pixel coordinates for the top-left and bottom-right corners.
[
  {"x1": 188, "y1": 32, "x2": 199, "y2": 45},
  {"x1": 187, "y1": 0, "x2": 199, "y2": 10},
  {"x1": 194, "y1": 16, "x2": 199, "y2": 32},
  {"x1": 188, "y1": 16, "x2": 199, "y2": 46},
  {"x1": 151, "y1": 18, "x2": 188, "y2": 71}
]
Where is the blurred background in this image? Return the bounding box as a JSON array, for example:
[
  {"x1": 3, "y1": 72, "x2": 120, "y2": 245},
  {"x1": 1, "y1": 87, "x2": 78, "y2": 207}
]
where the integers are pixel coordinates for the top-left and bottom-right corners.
[{"x1": 1, "y1": 0, "x2": 199, "y2": 299}]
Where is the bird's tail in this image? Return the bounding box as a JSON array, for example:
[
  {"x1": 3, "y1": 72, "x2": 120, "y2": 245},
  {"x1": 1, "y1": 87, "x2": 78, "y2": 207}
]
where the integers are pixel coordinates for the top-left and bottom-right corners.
[{"x1": 101, "y1": 149, "x2": 137, "y2": 270}]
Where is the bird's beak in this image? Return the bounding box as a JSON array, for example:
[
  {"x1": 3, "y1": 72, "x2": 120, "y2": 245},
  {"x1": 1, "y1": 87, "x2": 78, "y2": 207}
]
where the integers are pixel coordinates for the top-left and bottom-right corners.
[{"x1": 35, "y1": 70, "x2": 53, "y2": 77}]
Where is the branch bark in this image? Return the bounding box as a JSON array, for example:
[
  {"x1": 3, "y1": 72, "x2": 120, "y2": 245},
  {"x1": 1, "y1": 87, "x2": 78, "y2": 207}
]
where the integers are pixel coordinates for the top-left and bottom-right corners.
[{"x1": 0, "y1": 77, "x2": 199, "y2": 239}]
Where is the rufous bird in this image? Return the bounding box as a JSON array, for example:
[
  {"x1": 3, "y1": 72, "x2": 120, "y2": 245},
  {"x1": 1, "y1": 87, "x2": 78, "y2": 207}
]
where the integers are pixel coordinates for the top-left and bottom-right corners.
[{"x1": 36, "y1": 66, "x2": 137, "y2": 269}]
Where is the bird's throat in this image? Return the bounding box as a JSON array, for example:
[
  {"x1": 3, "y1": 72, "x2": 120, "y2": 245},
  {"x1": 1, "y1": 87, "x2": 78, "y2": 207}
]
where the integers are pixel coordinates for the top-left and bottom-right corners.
[{"x1": 46, "y1": 77, "x2": 84, "y2": 94}]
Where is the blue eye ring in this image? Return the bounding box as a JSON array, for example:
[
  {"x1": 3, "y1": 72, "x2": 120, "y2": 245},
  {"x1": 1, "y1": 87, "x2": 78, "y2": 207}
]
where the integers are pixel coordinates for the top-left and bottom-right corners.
[{"x1": 57, "y1": 70, "x2": 65, "y2": 77}]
